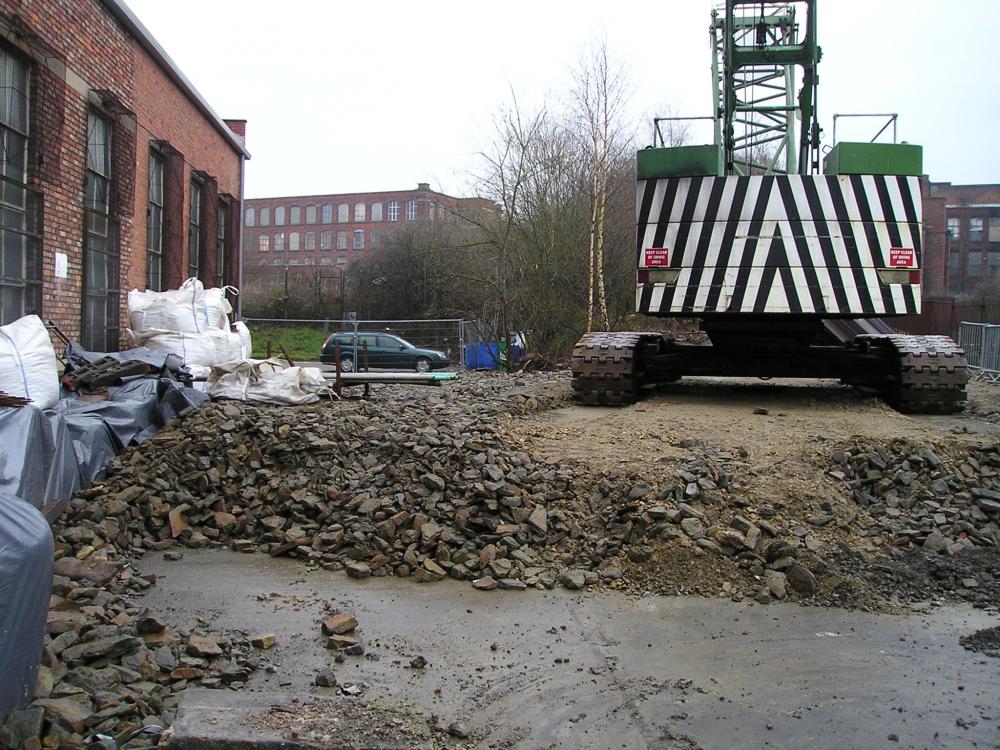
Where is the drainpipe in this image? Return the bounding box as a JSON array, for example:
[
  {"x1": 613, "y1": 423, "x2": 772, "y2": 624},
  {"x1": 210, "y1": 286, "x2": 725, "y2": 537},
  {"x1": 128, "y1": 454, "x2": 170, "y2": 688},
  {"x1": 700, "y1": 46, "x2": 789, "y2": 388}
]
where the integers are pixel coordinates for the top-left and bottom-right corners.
[{"x1": 236, "y1": 152, "x2": 245, "y2": 319}]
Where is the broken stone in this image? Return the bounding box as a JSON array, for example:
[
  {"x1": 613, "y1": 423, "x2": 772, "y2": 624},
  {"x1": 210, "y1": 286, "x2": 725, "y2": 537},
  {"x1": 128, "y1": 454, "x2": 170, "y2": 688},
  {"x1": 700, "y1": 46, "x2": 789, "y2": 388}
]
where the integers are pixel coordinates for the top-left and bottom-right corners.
[
  {"x1": 785, "y1": 564, "x2": 817, "y2": 595},
  {"x1": 560, "y1": 570, "x2": 587, "y2": 590},
  {"x1": 187, "y1": 634, "x2": 223, "y2": 658},
  {"x1": 321, "y1": 614, "x2": 358, "y2": 636},
  {"x1": 471, "y1": 576, "x2": 497, "y2": 591},
  {"x1": 314, "y1": 670, "x2": 338, "y2": 687},
  {"x1": 250, "y1": 633, "x2": 277, "y2": 650},
  {"x1": 61, "y1": 635, "x2": 141, "y2": 666},
  {"x1": 345, "y1": 562, "x2": 371, "y2": 579}
]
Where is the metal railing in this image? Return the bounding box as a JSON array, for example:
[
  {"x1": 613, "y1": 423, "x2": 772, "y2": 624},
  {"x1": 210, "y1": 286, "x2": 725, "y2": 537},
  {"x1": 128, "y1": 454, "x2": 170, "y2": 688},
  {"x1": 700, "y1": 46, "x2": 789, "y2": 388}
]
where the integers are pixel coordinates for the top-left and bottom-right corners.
[{"x1": 957, "y1": 322, "x2": 1000, "y2": 383}]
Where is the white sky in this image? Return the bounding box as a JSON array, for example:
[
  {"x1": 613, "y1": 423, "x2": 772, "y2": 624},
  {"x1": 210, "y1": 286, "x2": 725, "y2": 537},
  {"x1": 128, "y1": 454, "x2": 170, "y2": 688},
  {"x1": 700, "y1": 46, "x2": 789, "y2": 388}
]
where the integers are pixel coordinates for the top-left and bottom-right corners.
[{"x1": 125, "y1": 0, "x2": 999, "y2": 199}]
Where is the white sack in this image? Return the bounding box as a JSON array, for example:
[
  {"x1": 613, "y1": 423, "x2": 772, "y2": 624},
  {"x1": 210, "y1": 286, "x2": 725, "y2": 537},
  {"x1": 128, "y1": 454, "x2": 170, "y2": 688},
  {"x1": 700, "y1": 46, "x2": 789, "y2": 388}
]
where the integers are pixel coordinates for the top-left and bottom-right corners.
[
  {"x1": 233, "y1": 321, "x2": 252, "y2": 360},
  {"x1": 0, "y1": 315, "x2": 59, "y2": 409},
  {"x1": 206, "y1": 359, "x2": 329, "y2": 405},
  {"x1": 128, "y1": 278, "x2": 235, "y2": 333},
  {"x1": 137, "y1": 328, "x2": 246, "y2": 368}
]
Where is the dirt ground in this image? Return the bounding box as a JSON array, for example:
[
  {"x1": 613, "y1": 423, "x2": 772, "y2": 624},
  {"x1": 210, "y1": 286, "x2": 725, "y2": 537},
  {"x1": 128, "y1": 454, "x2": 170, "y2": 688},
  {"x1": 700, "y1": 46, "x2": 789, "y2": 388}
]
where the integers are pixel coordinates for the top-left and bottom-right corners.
[{"x1": 518, "y1": 377, "x2": 1000, "y2": 492}]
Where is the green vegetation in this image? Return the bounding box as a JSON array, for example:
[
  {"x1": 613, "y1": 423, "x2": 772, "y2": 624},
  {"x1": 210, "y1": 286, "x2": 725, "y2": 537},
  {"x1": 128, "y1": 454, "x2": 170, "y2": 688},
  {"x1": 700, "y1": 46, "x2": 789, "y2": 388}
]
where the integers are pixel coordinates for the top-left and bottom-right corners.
[{"x1": 247, "y1": 324, "x2": 329, "y2": 362}]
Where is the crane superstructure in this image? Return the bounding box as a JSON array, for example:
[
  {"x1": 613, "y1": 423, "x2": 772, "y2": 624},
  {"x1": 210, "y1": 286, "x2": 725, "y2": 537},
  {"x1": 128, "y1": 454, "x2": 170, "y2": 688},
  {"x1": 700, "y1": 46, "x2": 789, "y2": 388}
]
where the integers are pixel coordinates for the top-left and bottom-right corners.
[{"x1": 571, "y1": 0, "x2": 967, "y2": 414}]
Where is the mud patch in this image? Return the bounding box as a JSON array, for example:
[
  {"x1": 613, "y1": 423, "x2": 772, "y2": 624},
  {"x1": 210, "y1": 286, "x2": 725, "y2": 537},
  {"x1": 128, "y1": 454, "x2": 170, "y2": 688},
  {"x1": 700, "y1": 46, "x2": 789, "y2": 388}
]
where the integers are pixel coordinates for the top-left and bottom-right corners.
[
  {"x1": 827, "y1": 546, "x2": 1000, "y2": 610},
  {"x1": 959, "y1": 625, "x2": 1000, "y2": 657}
]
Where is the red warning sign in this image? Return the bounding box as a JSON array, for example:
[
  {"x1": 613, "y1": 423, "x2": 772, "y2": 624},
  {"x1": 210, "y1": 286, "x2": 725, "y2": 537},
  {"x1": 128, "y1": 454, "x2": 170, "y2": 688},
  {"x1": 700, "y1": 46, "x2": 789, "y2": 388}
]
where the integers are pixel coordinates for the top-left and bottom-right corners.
[
  {"x1": 889, "y1": 247, "x2": 915, "y2": 268},
  {"x1": 644, "y1": 248, "x2": 670, "y2": 267}
]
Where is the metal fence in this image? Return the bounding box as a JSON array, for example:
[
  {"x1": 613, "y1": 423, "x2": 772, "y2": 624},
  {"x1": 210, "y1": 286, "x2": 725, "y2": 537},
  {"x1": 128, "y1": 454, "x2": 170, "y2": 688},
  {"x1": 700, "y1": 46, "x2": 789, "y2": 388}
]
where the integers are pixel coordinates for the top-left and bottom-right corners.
[
  {"x1": 243, "y1": 317, "x2": 471, "y2": 367},
  {"x1": 957, "y1": 322, "x2": 1000, "y2": 383},
  {"x1": 895, "y1": 296, "x2": 1000, "y2": 338}
]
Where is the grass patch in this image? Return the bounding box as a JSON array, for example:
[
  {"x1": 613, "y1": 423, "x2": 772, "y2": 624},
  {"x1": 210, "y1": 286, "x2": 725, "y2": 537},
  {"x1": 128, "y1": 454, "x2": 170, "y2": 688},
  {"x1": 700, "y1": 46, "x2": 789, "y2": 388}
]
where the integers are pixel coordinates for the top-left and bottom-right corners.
[{"x1": 247, "y1": 324, "x2": 330, "y2": 362}]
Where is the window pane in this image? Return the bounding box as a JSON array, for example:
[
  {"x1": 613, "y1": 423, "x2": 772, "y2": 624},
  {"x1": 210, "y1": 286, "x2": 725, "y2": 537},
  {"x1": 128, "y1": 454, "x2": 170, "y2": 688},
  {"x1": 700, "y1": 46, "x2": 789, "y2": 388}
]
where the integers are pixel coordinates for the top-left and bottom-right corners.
[
  {"x1": 970, "y1": 218, "x2": 983, "y2": 241},
  {"x1": 290, "y1": 206, "x2": 301, "y2": 224},
  {"x1": 371, "y1": 202, "x2": 383, "y2": 222},
  {"x1": 337, "y1": 203, "x2": 348, "y2": 223},
  {"x1": 289, "y1": 231, "x2": 299, "y2": 251},
  {"x1": 0, "y1": 50, "x2": 29, "y2": 134},
  {"x1": 990, "y1": 217, "x2": 1000, "y2": 243},
  {"x1": 86, "y1": 114, "x2": 110, "y2": 177},
  {"x1": 260, "y1": 207, "x2": 270, "y2": 226},
  {"x1": 388, "y1": 201, "x2": 398, "y2": 221},
  {"x1": 259, "y1": 234, "x2": 269, "y2": 252},
  {"x1": 304, "y1": 231, "x2": 315, "y2": 250},
  {"x1": 322, "y1": 203, "x2": 332, "y2": 223},
  {"x1": 320, "y1": 231, "x2": 332, "y2": 250},
  {"x1": 354, "y1": 203, "x2": 365, "y2": 222},
  {"x1": 305, "y1": 205, "x2": 317, "y2": 224},
  {"x1": 353, "y1": 229, "x2": 364, "y2": 249},
  {"x1": 245, "y1": 207, "x2": 255, "y2": 226},
  {"x1": 336, "y1": 230, "x2": 346, "y2": 250},
  {"x1": 275, "y1": 206, "x2": 285, "y2": 226}
]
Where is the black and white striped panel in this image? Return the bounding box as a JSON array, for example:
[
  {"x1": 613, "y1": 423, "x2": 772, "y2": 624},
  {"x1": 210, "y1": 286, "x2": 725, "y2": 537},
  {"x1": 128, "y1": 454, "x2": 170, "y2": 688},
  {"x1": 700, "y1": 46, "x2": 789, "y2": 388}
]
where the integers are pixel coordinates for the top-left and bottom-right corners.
[{"x1": 635, "y1": 175, "x2": 922, "y2": 316}]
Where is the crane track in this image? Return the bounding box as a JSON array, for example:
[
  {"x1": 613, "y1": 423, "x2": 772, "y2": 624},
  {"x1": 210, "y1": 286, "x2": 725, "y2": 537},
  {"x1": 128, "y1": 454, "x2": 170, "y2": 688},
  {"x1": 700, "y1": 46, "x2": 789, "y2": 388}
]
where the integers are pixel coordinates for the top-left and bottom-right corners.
[
  {"x1": 570, "y1": 332, "x2": 660, "y2": 405},
  {"x1": 573, "y1": 331, "x2": 968, "y2": 414},
  {"x1": 877, "y1": 334, "x2": 968, "y2": 414}
]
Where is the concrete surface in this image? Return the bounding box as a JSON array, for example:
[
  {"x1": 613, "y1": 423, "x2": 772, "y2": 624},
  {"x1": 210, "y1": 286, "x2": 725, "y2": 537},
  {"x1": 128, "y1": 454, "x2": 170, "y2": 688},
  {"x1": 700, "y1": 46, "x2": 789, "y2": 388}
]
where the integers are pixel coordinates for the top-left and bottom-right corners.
[
  {"x1": 138, "y1": 550, "x2": 1000, "y2": 750},
  {"x1": 161, "y1": 689, "x2": 432, "y2": 750}
]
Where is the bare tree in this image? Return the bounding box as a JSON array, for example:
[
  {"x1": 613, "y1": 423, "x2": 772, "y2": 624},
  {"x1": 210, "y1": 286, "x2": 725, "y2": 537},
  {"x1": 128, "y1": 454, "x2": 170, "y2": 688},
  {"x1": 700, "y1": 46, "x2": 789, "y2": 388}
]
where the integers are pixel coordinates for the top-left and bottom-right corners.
[
  {"x1": 572, "y1": 40, "x2": 633, "y2": 332},
  {"x1": 459, "y1": 96, "x2": 548, "y2": 365}
]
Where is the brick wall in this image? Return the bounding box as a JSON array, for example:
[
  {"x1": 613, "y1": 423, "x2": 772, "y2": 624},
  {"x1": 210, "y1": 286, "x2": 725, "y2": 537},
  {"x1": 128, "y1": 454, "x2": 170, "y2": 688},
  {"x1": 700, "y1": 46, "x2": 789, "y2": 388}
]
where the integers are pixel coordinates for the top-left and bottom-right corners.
[
  {"x1": 928, "y1": 183, "x2": 1000, "y2": 296},
  {"x1": 921, "y1": 177, "x2": 947, "y2": 297},
  {"x1": 0, "y1": 0, "x2": 244, "y2": 349}
]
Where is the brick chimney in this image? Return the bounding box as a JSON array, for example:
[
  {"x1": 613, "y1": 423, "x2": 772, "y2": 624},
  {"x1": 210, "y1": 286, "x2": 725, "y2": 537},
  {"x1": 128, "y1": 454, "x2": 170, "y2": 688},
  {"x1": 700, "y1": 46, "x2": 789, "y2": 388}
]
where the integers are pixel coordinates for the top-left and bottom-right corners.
[{"x1": 224, "y1": 119, "x2": 247, "y2": 143}]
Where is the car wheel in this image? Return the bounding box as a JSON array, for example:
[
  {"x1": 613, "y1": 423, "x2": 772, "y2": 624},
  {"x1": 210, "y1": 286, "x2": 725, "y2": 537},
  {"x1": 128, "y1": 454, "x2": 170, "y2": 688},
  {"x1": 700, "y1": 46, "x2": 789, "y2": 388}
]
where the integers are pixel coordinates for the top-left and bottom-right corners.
[
  {"x1": 414, "y1": 357, "x2": 431, "y2": 373},
  {"x1": 340, "y1": 355, "x2": 355, "y2": 373}
]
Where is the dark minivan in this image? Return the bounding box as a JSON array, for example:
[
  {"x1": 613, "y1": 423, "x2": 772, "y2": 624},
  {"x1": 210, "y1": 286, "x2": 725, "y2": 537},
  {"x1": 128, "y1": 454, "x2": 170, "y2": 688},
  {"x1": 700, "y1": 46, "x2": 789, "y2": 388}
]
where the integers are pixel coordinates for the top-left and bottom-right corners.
[{"x1": 320, "y1": 332, "x2": 450, "y2": 372}]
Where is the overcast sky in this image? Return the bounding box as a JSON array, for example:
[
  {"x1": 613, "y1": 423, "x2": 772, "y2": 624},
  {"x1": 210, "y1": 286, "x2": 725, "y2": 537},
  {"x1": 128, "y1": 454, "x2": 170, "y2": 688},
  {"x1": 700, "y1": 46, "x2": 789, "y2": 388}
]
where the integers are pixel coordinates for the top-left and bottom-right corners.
[{"x1": 125, "y1": 0, "x2": 998, "y2": 199}]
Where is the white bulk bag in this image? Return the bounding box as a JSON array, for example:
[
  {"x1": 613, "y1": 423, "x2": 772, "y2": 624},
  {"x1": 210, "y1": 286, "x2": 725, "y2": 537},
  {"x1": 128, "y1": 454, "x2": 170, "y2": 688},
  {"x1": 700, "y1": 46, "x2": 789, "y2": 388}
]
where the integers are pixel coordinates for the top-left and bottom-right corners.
[
  {"x1": 233, "y1": 321, "x2": 252, "y2": 360},
  {"x1": 128, "y1": 278, "x2": 235, "y2": 333},
  {"x1": 139, "y1": 328, "x2": 246, "y2": 368},
  {"x1": 0, "y1": 315, "x2": 59, "y2": 409},
  {"x1": 207, "y1": 359, "x2": 329, "y2": 405}
]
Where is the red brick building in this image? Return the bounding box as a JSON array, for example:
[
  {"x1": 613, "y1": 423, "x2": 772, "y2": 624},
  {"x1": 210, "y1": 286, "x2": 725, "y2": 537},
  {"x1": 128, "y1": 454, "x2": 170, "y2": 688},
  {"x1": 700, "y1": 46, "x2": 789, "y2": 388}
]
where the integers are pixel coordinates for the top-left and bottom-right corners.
[
  {"x1": 923, "y1": 183, "x2": 1000, "y2": 297},
  {"x1": 243, "y1": 184, "x2": 486, "y2": 269},
  {"x1": 0, "y1": 0, "x2": 248, "y2": 351}
]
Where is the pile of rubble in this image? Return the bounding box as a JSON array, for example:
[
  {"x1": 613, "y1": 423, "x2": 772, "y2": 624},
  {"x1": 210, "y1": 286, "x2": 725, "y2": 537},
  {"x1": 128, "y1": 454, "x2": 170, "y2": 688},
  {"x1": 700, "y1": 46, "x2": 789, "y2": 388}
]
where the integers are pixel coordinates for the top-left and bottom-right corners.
[
  {"x1": 0, "y1": 560, "x2": 268, "y2": 749},
  {"x1": 828, "y1": 439, "x2": 1000, "y2": 552},
  {"x1": 45, "y1": 374, "x2": 865, "y2": 611}
]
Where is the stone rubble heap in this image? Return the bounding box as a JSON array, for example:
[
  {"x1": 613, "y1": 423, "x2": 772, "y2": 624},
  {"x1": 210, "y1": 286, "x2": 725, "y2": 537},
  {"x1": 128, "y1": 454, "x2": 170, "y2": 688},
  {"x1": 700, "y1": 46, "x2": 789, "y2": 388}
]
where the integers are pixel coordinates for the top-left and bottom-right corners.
[
  {"x1": 0, "y1": 560, "x2": 268, "y2": 749},
  {"x1": 829, "y1": 439, "x2": 1000, "y2": 552},
  {"x1": 48, "y1": 378, "x2": 838, "y2": 605}
]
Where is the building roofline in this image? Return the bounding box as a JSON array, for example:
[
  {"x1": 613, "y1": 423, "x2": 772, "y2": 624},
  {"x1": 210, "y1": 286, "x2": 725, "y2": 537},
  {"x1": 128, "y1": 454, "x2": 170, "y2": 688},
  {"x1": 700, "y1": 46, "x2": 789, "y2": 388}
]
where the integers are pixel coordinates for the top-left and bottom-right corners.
[
  {"x1": 102, "y1": 0, "x2": 250, "y2": 159},
  {"x1": 244, "y1": 189, "x2": 476, "y2": 202},
  {"x1": 931, "y1": 182, "x2": 1000, "y2": 189}
]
